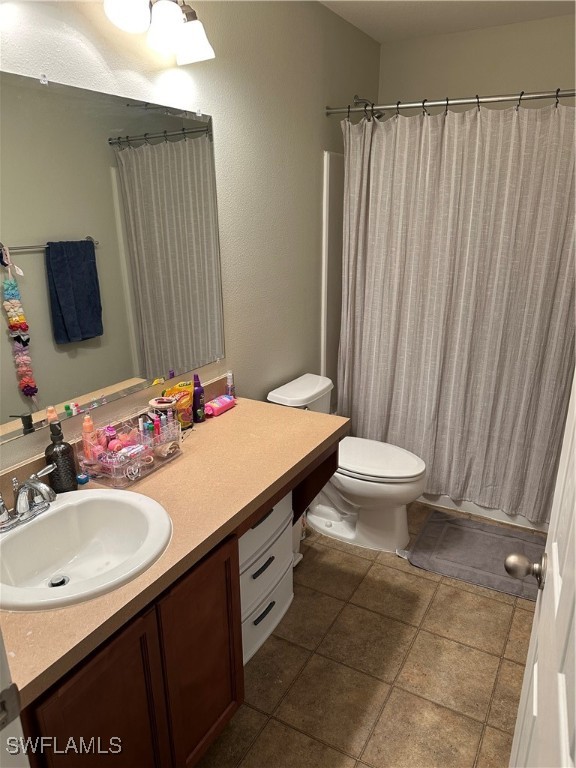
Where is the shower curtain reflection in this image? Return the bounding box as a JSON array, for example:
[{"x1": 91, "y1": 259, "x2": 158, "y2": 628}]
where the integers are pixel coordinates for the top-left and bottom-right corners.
[
  {"x1": 338, "y1": 106, "x2": 575, "y2": 524},
  {"x1": 116, "y1": 134, "x2": 224, "y2": 380}
]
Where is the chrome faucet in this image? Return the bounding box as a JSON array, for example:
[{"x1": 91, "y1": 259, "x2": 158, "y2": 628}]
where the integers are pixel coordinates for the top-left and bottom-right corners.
[{"x1": 0, "y1": 465, "x2": 57, "y2": 532}]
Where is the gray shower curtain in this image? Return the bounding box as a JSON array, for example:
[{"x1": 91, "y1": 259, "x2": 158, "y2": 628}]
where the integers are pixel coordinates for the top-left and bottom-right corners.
[{"x1": 338, "y1": 105, "x2": 575, "y2": 524}]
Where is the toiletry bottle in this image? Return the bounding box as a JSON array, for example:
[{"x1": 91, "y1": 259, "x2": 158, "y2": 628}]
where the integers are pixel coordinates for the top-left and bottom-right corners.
[
  {"x1": 45, "y1": 405, "x2": 59, "y2": 424},
  {"x1": 82, "y1": 414, "x2": 97, "y2": 461},
  {"x1": 193, "y1": 374, "x2": 205, "y2": 423},
  {"x1": 225, "y1": 370, "x2": 236, "y2": 398},
  {"x1": 45, "y1": 423, "x2": 78, "y2": 493}
]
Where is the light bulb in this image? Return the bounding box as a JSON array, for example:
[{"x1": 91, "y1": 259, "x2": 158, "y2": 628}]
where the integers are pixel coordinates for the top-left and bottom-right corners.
[
  {"x1": 176, "y1": 18, "x2": 215, "y2": 65},
  {"x1": 103, "y1": 0, "x2": 151, "y2": 34},
  {"x1": 147, "y1": 0, "x2": 183, "y2": 56}
]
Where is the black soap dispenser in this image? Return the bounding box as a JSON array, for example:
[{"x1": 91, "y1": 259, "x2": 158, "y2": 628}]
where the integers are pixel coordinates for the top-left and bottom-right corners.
[{"x1": 45, "y1": 422, "x2": 78, "y2": 493}]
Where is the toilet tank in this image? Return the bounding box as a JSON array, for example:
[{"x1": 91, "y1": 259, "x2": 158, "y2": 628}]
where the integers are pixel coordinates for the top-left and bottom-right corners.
[{"x1": 267, "y1": 374, "x2": 333, "y2": 413}]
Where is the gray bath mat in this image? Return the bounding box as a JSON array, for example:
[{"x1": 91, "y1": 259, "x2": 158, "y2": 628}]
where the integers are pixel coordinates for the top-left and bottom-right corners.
[{"x1": 408, "y1": 511, "x2": 546, "y2": 600}]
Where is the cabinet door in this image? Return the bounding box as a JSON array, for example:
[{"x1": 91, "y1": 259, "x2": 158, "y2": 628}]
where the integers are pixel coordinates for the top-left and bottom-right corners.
[
  {"x1": 29, "y1": 610, "x2": 170, "y2": 768},
  {"x1": 157, "y1": 537, "x2": 244, "y2": 767}
]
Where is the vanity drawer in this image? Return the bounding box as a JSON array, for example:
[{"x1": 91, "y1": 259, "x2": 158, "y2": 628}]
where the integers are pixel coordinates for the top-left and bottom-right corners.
[
  {"x1": 238, "y1": 494, "x2": 292, "y2": 568},
  {"x1": 240, "y1": 518, "x2": 293, "y2": 620},
  {"x1": 242, "y1": 564, "x2": 294, "y2": 664}
]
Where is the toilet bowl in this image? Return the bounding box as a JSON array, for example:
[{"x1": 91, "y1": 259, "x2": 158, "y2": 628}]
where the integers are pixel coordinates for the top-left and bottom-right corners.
[{"x1": 267, "y1": 374, "x2": 426, "y2": 552}]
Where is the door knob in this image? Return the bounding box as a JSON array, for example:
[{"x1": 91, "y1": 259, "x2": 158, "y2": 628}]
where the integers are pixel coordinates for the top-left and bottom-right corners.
[{"x1": 504, "y1": 552, "x2": 547, "y2": 590}]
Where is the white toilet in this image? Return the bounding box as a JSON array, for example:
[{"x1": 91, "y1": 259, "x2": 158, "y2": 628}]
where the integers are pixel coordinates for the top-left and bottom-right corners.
[{"x1": 267, "y1": 373, "x2": 426, "y2": 552}]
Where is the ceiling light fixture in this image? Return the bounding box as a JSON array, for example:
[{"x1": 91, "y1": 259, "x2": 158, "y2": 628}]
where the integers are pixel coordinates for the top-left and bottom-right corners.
[
  {"x1": 103, "y1": 0, "x2": 151, "y2": 35},
  {"x1": 176, "y1": 5, "x2": 215, "y2": 65},
  {"x1": 103, "y1": 0, "x2": 215, "y2": 65}
]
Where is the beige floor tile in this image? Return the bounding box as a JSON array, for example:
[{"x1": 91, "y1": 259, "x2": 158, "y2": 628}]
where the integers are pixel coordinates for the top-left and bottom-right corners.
[
  {"x1": 516, "y1": 596, "x2": 536, "y2": 613},
  {"x1": 362, "y1": 689, "x2": 483, "y2": 768},
  {"x1": 294, "y1": 542, "x2": 372, "y2": 600},
  {"x1": 244, "y1": 635, "x2": 311, "y2": 714},
  {"x1": 408, "y1": 505, "x2": 432, "y2": 535},
  {"x1": 312, "y1": 534, "x2": 381, "y2": 562},
  {"x1": 351, "y1": 563, "x2": 438, "y2": 626},
  {"x1": 376, "y1": 549, "x2": 442, "y2": 581},
  {"x1": 441, "y1": 576, "x2": 516, "y2": 605},
  {"x1": 318, "y1": 603, "x2": 417, "y2": 683},
  {"x1": 240, "y1": 719, "x2": 356, "y2": 768},
  {"x1": 397, "y1": 631, "x2": 500, "y2": 721},
  {"x1": 275, "y1": 654, "x2": 390, "y2": 757},
  {"x1": 504, "y1": 608, "x2": 534, "y2": 664},
  {"x1": 488, "y1": 660, "x2": 525, "y2": 733},
  {"x1": 196, "y1": 705, "x2": 267, "y2": 768},
  {"x1": 476, "y1": 727, "x2": 514, "y2": 768},
  {"x1": 273, "y1": 584, "x2": 345, "y2": 650},
  {"x1": 422, "y1": 585, "x2": 514, "y2": 655}
]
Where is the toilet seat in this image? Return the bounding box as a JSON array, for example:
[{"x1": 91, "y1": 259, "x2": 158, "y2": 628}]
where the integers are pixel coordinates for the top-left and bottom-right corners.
[{"x1": 337, "y1": 437, "x2": 426, "y2": 484}]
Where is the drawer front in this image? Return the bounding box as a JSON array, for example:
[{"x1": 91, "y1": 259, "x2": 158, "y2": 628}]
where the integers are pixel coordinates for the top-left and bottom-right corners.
[
  {"x1": 239, "y1": 494, "x2": 292, "y2": 568},
  {"x1": 242, "y1": 565, "x2": 294, "y2": 664},
  {"x1": 240, "y1": 519, "x2": 293, "y2": 620}
]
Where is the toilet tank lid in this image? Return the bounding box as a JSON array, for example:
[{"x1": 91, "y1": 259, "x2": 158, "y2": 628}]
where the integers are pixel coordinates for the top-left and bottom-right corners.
[{"x1": 267, "y1": 374, "x2": 333, "y2": 407}]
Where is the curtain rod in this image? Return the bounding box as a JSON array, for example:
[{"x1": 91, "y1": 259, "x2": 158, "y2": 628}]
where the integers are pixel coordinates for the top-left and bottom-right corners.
[
  {"x1": 325, "y1": 89, "x2": 575, "y2": 116},
  {"x1": 4, "y1": 236, "x2": 99, "y2": 254},
  {"x1": 108, "y1": 126, "x2": 209, "y2": 147}
]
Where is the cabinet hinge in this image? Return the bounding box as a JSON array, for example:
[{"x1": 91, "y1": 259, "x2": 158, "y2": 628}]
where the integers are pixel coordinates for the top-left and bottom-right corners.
[{"x1": 0, "y1": 683, "x2": 21, "y2": 729}]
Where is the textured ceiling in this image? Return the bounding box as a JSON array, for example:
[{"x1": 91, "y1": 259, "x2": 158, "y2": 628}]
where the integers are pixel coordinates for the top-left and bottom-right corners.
[{"x1": 321, "y1": 1, "x2": 575, "y2": 43}]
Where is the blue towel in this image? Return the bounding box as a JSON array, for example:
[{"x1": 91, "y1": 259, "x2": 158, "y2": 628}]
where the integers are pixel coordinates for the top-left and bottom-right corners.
[{"x1": 45, "y1": 240, "x2": 103, "y2": 344}]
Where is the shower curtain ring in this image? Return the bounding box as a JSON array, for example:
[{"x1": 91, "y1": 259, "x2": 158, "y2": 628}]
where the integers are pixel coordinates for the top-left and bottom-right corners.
[
  {"x1": 164, "y1": 130, "x2": 168, "y2": 143},
  {"x1": 396, "y1": 101, "x2": 401, "y2": 117},
  {"x1": 516, "y1": 91, "x2": 524, "y2": 111},
  {"x1": 476, "y1": 94, "x2": 480, "y2": 111},
  {"x1": 144, "y1": 133, "x2": 151, "y2": 145},
  {"x1": 445, "y1": 97, "x2": 449, "y2": 116},
  {"x1": 370, "y1": 103, "x2": 375, "y2": 120},
  {"x1": 347, "y1": 104, "x2": 351, "y2": 120},
  {"x1": 363, "y1": 103, "x2": 369, "y2": 120},
  {"x1": 555, "y1": 88, "x2": 561, "y2": 108},
  {"x1": 422, "y1": 99, "x2": 429, "y2": 116},
  {"x1": 181, "y1": 128, "x2": 187, "y2": 142}
]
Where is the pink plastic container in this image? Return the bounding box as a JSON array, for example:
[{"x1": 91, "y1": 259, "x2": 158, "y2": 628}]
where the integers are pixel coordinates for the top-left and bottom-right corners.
[{"x1": 205, "y1": 395, "x2": 236, "y2": 417}]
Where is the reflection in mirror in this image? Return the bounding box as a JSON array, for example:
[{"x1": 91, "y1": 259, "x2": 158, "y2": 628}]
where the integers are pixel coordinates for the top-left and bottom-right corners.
[{"x1": 0, "y1": 73, "x2": 224, "y2": 443}]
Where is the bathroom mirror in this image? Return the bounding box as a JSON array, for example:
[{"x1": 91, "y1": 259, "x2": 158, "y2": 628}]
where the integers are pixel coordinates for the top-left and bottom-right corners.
[{"x1": 0, "y1": 72, "x2": 224, "y2": 442}]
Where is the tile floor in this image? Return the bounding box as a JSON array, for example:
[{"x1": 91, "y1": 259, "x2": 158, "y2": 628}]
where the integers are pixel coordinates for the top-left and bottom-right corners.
[{"x1": 198, "y1": 504, "x2": 535, "y2": 768}]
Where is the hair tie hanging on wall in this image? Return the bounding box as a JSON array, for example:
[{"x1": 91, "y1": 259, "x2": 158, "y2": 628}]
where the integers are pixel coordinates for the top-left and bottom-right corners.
[{"x1": 0, "y1": 243, "x2": 39, "y2": 402}]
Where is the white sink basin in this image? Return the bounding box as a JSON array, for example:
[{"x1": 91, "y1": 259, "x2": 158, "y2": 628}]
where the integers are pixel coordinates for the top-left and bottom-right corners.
[{"x1": 0, "y1": 489, "x2": 172, "y2": 611}]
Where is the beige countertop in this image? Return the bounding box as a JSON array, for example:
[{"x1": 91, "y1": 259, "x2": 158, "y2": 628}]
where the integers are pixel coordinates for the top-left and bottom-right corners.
[{"x1": 0, "y1": 398, "x2": 349, "y2": 708}]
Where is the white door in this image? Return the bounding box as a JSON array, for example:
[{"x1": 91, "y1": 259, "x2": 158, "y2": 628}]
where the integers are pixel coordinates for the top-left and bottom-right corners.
[
  {"x1": 0, "y1": 626, "x2": 30, "y2": 767},
  {"x1": 510, "y1": 376, "x2": 575, "y2": 768}
]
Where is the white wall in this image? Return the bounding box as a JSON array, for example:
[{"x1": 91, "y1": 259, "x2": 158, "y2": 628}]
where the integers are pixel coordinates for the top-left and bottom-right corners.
[
  {"x1": 0, "y1": 1, "x2": 380, "y2": 403},
  {"x1": 379, "y1": 14, "x2": 575, "y2": 110}
]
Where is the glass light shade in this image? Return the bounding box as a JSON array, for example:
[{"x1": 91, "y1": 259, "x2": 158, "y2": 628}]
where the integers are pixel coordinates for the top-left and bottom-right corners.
[
  {"x1": 176, "y1": 19, "x2": 215, "y2": 65},
  {"x1": 103, "y1": 0, "x2": 150, "y2": 34},
  {"x1": 147, "y1": 0, "x2": 183, "y2": 55}
]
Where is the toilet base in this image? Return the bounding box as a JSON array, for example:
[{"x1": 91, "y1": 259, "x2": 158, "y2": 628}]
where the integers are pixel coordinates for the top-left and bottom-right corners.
[{"x1": 307, "y1": 498, "x2": 410, "y2": 553}]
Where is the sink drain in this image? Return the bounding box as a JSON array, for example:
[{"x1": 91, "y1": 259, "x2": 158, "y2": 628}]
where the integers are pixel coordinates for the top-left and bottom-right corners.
[{"x1": 48, "y1": 574, "x2": 69, "y2": 588}]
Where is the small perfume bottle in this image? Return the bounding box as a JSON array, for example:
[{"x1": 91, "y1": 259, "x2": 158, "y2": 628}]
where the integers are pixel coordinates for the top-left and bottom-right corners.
[{"x1": 225, "y1": 370, "x2": 236, "y2": 398}]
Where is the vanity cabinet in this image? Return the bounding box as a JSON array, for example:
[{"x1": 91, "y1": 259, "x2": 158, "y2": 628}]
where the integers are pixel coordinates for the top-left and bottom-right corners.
[
  {"x1": 28, "y1": 609, "x2": 171, "y2": 768},
  {"x1": 23, "y1": 537, "x2": 243, "y2": 768},
  {"x1": 157, "y1": 536, "x2": 243, "y2": 767}
]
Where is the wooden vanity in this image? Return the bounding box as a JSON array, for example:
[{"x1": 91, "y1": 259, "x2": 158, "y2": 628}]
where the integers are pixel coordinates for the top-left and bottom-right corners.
[{"x1": 0, "y1": 399, "x2": 348, "y2": 767}]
